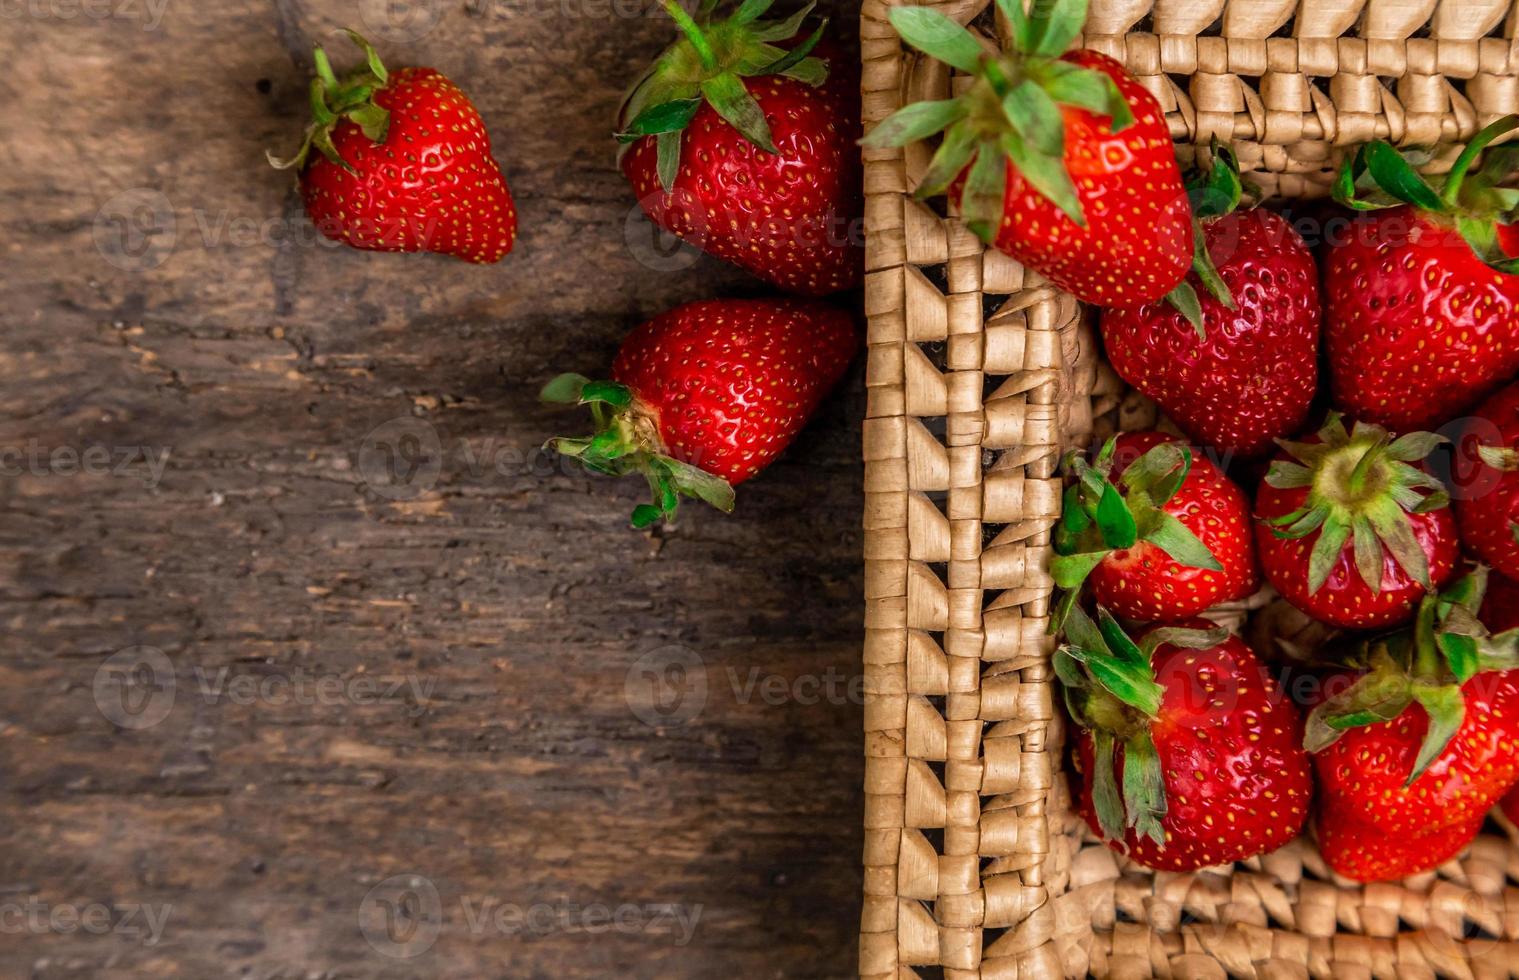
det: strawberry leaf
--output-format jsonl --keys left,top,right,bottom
{"left": 860, "top": 98, "right": 968, "bottom": 148}
{"left": 960, "top": 141, "right": 1010, "bottom": 243}
{"left": 540, "top": 373, "right": 592, "bottom": 404}
{"left": 1363, "top": 141, "right": 1445, "bottom": 212}
{"left": 630, "top": 504, "right": 664, "bottom": 528}
{"left": 1095, "top": 480, "right": 1137, "bottom": 549}
{"left": 663, "top": 456, "right": 736, "bottom": 512}
{"left": 1002, "top": 132, "right": 1083, "bottom": 225}
{"left": 1308, "top": 518, "right": 1352, "bottom": 594}
{"left": 752, "top": 18, "right": 827, "bottom": 79}
{"left": 888, "top": 6, "right": 985, "bottom": 75}
{"left": 1437, "top": 632, "right": 1480, "bottom": 683}
{"left": 1163, "top": 281, "right": 1205, "bottom": 339}
{"left": 1406, "top": 682, "right": 1464, "bottom": 784}
{"left": 619, "top": 99, "right": 704, "bottom": 141}
{"left": 1120, "top": 729, "right": 1166, "bottom": 846}
{"left": 751, "top": 0, "right": 814, "bottom": 40}
{"left": 1041, "top": 65, "right": 1133, "bottom": 132}
{"left": 1304, "top": 668, "right": 1412, "bottom": 753}
{"left": 915, "top": 122, "right": 979, "bottom": 199}
{"left": 1022, "top": 0, "right": 1087, "bottom": 57}
{"left": 1002, "top": 79, "right": 1065, "bottom": 158}
{"left": 701, "top": 73, "right": 777, "bottom": 153}
{"left": 1144, "top": 512, "right": 1222, "bottom": 571}
{"left": 656, "top": 130, "right": 683, "bottom": 194}
{"left": 1090, "top": 730, "right": 1126, "bottom": 843}
{"left": 1118, "top": 442, "right": 1190, "bottom": 502}
{"left": 1052, "top": 550, "right": 1110, "bottom": 589}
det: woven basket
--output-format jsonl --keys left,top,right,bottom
{"left": 857, "top": 2, "right": 1519, "bottom": 977}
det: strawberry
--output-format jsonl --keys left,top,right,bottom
{"left": 616, "top": 2, "right": 861, "bottom": 295}
{"left": 1484, "top": 570, "right": 1519, "bottom": 632}
{"left": 1454, "top": 381, "right": 1519, "bottom": 581}
{"left": 1101, "top": 152, "right": 1322, "bottom": 458}
{"left": 1052, "top": 432, "right": 1257, "bottom": 624}
{"left": 541, "top": 298, "right": 855, "bottom": 527}
{"left": 862, "top": 0, "right": 1189, "bottom": 307}
{"left": 1325, "top": 118, "right": 1519, "bottom": 430}
{"left": 269, "top": 32, "right": 516, "bottom": 264}
{"left": 1306, "top": 569, "right": 1519, "bottom": 843}
{"left": 1315, "top": 804, "right": 1480, "bottom": 882}
{"left": 1501, "top": 783, "right": 1519, "bottom": 826}
{"left": 1061, "top": 610, "right": 1311, "bottom": 872}
{"left": 1255, "top": 415, "right": 1459, "bottom": 629}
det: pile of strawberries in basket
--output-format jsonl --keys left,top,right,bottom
{"left": 867, "top": 0, "right": 1519, "bottom": 881}
{"left": 269, "top": 0, "right": 1519, "bottom": 881}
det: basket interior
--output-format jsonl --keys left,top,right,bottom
{"left": 859, "top": 1, "right": 1519, "bottom": 977}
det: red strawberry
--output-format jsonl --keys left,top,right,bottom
{"left": 1255, "top": 415, "right": 1459, "bottom": 629}
{"left": 1454, "top": 381, "right": 1519, "bottom": 581}
{"left": 1062, "top": 611, "right": 1311, "bottom": 872}
{"left": 1316, "top": 805, "right": 1480, "bottom": 882}
{"left": 863, "top": 1, "right": 1189, "bottom": 307}
{"left": 1484, "top": 570, "right": 1519, "bottom": 632}
{"left": 1102, "top": 153, "right": 1321, "bottom": 457}
{"left": 1053, "top": 431, "right": 1257, "bottom": 624}
{"left": 1501, "top": 783, "right": 1519, "bottom": 825}
{"left": 541, "top": 298, "right": 855, "bottom": 526}
{"left": 270, "top": 32, "right": 516, "bottom": 264}
{"left": 617, "top": 3, "right": 861, "bottom": 295}
{"left": 1307, "top": 570, "right": 1519, "bottom": 843}
{"left": 1325, "top": 121, "right": 1519, "bottom": 430}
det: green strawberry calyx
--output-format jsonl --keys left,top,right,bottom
{"left": 268, "top": 30, "right": 393, "bottom": 174}
{"left": 1056, "top": 605, "right": 1228, "bottom": 847}
{"left": 614, "top": 0, "right": 830, "bottom": 194}
{"left": 540, "top": 373, "right": 735, "bottom": 529}
{"left": 1304, "top": 567, "right": 1519, "bottom": 784}
{"left": 1050, "top": 436, "right": 1223, "bottom": 630}
{"left": 1263, "top": 413, "right": 1449, "bottom": 596}
{"left": 858, "top": 0, "right": 1136, "bottom": 243}
{"left": 1333, "top": 113, "right": 1519, "bottom": 272}
{"left": 1165, "top": 143, "right": 1245, "bottom": 337}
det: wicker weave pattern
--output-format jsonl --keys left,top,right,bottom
{"left": 859, "top": 1, "right": 1519, "bottom": 977}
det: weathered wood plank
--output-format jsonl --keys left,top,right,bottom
{"left": 0, "top": 1, "right": 864, "bottom": 976}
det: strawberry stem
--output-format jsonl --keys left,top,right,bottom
{"left": 658, "top": 0, "right": 718, "bottom": 70}
{"left": 1442, "top": 114, "right": 1519, "bottom": 209}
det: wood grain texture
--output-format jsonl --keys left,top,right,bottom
{"left": 0, "top": 2, "right": 864, "bottom": 977}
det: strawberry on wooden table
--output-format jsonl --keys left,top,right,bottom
{"left": 1060, "top": 609, "right": 1312, "bottom": 872}
{"left": 1306, "top": 571, "right": 1519, "bottom": 880}
{"left": 617, "top": 0, "right": 862, "bottom": 295}
{"left": 1052, "top": 431, "right": 1257, "bottom": 625}
{"left": 269, "top": 31, "right": 516, "bottom": 264}
{"left": 1454, "top": 381, "right": 1519, "bottom": 581}
{"left": 1325, "top": 116, "right": 1519, "bottom": 430}
{"left": 1255, "top": 415, "right": 1459, "bottom": 629}
{"left": 541, "top": 298, "right": 856, "bottom": 527}
{"left": 862, "top": 0, "right": 1190, "bottom": 307}
{"left": 1101, "top": 151, "right": 1322, "bottom": 458}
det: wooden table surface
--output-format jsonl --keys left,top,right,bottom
{"left": 1, "top": 2, "right": 865, "bottom": 976}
